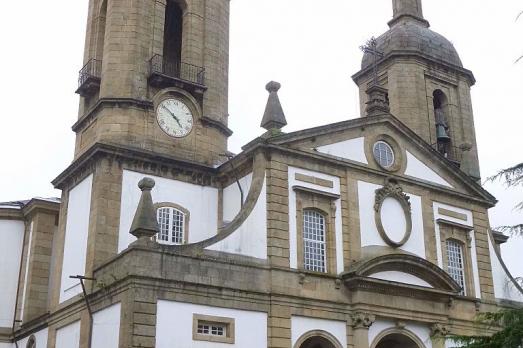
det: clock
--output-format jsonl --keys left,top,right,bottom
{"left": 156, "top": 98, "right": 194, "bottom": 138}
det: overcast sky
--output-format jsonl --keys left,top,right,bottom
{"left": 0, "top": 1, "right": 521, "bottom": 278}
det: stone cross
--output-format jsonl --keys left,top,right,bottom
{"left": 360, "top": 37, "right": 384, "bottom": 86}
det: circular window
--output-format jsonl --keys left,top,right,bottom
{"left": 373, "top": 141, "right": 395, "bottom": 168}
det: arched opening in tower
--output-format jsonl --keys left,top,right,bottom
{"left": 163, "top": 0, "right": 183, "bottom": 76}
{"left": 433, "top": 89, "right": 452, "bottom": 158}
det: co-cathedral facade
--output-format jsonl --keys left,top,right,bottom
{"left": 0, "top": 0, "right": 522, "bottom": 347}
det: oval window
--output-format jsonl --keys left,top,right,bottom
{"left": 373, "top": 141, "right": 395, "bottom": 168}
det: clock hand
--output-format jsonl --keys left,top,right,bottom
{"left": 162, "top": 105, "right": 182, "bottom": 126}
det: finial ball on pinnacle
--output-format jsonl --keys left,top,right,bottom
{"left": 138, "top": 177, "right": 156, "bottom": 191}
{"left": 266, "top": 81, "right": 281, "bottom": 93}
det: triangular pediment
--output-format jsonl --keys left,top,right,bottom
{"left": 267, "top": 114, "right": 495, "bottom": 204}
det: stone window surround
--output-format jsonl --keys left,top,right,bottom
{"left": 192, "top": 314, "right": 235, "bottom": 344}
{"left": 295, "top": 187, "right": 339, "bottom": 275}
{"left": 153, "top": 202, "right": 190, "bottom": 245}
{"left": 438, "top": 220, "right": 475, "bottom": 297}
{"left": 364, "top": 134, "right": 406, "bottom": 173}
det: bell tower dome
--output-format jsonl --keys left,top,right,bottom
{"left": 353, "top": 0, "right": 481, "bottom": 180}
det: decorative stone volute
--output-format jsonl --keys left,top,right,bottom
{"left": 130, "top": 177, "right": 159, "bottom": 240}
{"left": 365, "top": 85, "right": 390, "bottom": 116}
{"left": 260, "top": 81, "right": 287, "bottom": 132}
{"left": 350, "top": 312, "right": 376, "bottom": 329}
{"left": 430, "top": 323, "right": 450, "bottom": 337}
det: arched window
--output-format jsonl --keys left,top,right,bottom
{"left": 163, "top": 0, "right": 183, "bottom": 76}
{"left": 95, "top": 0, "right": 108, "bottom": 60}
{"left": 26, "top": 335, "right": 36, "bottom": 348}
{"left": 303, "top": 209, "right": 327, "bottom": 273}
{"left": 433, "top": 90, "right": 451, "bottom": 155}
{"left": 156, "top": 205, "right": 187, "bottom": 245}
{"left": 446, "top": 239, "right": 465, "bottom": 295}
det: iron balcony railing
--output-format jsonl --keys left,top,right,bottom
{"left": 78, "top": 59, "right": 102, "bottom": 88}
{"left": 76, "top": 58, "right": 102, "bottom": 96}
{"left": 149, "top": 54, "right": 205, "bottom": 86}
{"left": 432, "top": 143, "right": 463, "bottom": 167}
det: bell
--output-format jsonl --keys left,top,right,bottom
{"left": 436, "top": 124, "right": 451, "bottom": 143}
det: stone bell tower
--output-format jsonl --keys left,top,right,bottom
{"left": 73, "top": 0, "right": 231, "bottom": 166}
{"left": 352, "top": 0, "right": 481, "bottom": 180}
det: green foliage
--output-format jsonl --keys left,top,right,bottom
{"left": 486, "top": 163, "right": 523, "bottom": 236}
{"left": 448, "top": 308, "right": 523, "bottom": 348}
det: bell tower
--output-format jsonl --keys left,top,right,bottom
{"left": 74, "top": 0, "right": 231, "bottom": 166}
{"left": 353, "top": 0, "right": 481, "bottom": 180}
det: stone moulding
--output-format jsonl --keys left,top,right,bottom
{"left": 374, "top": 179, "right": 412, "bottom": 247}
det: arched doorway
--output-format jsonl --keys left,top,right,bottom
{"left": 295, "top": 330, "right": 343, "bottom": 348}
{"left": 299, "top": 336, "right": 337, "bottom": 348}
{"left": 374, "top": 332, "right": 423, "bottom": 348}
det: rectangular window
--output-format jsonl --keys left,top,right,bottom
{"left": 446, "top": 240, "right": 466, "bottom": 295}
{"left": 193, "top": 314, "right": 235, "bottom": 344}
{"left": 303, "top": 210, "right": 327, "bottom": 273}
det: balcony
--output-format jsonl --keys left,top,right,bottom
{"left": 148, "top": 54, "right": 206, "bottom": 94}
{"left": 75, "top": 59, "right": 102, "bottom": 97}
{"left": 432, "top": 143, "right": 462, "bottom": 167}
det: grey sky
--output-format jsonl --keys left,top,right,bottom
{"left": 0, "top": 0, "right": 521, "bottom": 277}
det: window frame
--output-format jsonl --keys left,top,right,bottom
{"left": 192, "top": 314, "right": 235, "bottom": 344}
{"left": 446, "top": 239, "right": 466, "bottom": 295}
{"left": 373, "top": 141, "right": 395, "bottom": 169}
{"left": 295, "top": 189, "right": 338, "bottom": 275}
{"left": 302, "top": 209, "right": 328, "bottom": 273}
{"left": 154, "top": 202, "right": 190, "bottom": 245}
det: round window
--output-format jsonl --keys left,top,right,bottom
{"left": 373, "top": 141, "right": 395, "bottom": 168}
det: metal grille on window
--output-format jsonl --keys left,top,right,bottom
{"left": 156, "top": 207, "right": 185, "bottom": 245}
{"left": 446, "top": 240, "right": 466, "bottom": 295}
{"left": 303, "top": 210, "right": 327, "bottom": 273}
{"left": 373, "top": 141, "right": 395, "bottom": 168}
{"left": 197, "top": 323, "right": 226, "bottom": 337}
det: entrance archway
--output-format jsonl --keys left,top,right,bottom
{"left": 373, "top": 331, "right": 424, "bottom": 348}
{"left": 295, "top": 330, "right": 343, "bottom": 348}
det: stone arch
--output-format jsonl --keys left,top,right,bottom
{"left": 294, "top": 330, "right": 343, "bottom": 348}
{"left": 345, "top": 253, "right": 461, "bottom": 292}
{"left": 371, "top": 328, "right": 426, "bottom": 348}
{"left": 94, "top": 0, "right": 108, "bottom": 60}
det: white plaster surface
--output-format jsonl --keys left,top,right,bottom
{"left": 380, "top": 197, "right": 407, "bottom": 244}
{"left": 0, "top": 220, "right": 24, "bottom": 327}
{"left": 291, "top": 316, "right": 347, "bottom": 347}
{"left": 119, "top": 170, "right": 219, "bottom": 251}
{"left": 207, "top": 174, "right": 267, "bottom": 259}
{"left": 288, "top": 167, "right": 344, "bottom": 273}
{"left": 60, "top": 174, "right": 93, "bottom": 303}
{"left": 316, "top": 137, "right": 368, "bottom": 164}
{"left": 92, "top": 303, "right": 121, "bottom": 348}
{"left": 20, "top": 221, "right": 33, "bottom": 323}
{"left": 489, "top": 236, "right": 523, "bottom": 302}
{"left": 369, "top": 271, "right": 433, "bottom": 288}
{"left": 156, "top": 300, "right": 267, "bottom": 348}
{"left": 432, "top": 202, "right": 481, "bottom": 298}
{"left": 369, "top": 320, "right": 432, "bottom": 348}
{"left": 405, "top": 151, "right": 452, "bottom": 187}
{"left": 16, "top": 327, "right": 48, "bottom": 347}
{"left": 358, "top": 181, "right": 425, "bottom": 258}
{"left": 56, "top": 320, "right": 81, "bottom": 348}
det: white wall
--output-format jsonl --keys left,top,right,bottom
{"left": 405, "top": 151, "right": 452, "bottom": 188}
{"left": 316, "top": 137, "right": 368, "bottom": 164}
{"left": 369, "top": 271, "right": 433, "bottom": 288}
{"left": 60, "top": 174, "right": 93, "bottom": 303}
{"left": 489, "top": 237, "right": 523, "bottom": 302}
{"left": 369, "top": 320, "right": 432, "bottom": 348}
{"left": 119, "top": 170, "right": 219, "bottom": 251}
{"left": 19, "top": 221, "right": 33, "bottom": 323}
{"left": 433, "top": 202, "right": 481, "bottom": 299}
{"left": 291, "top": 316, "right": 347, "bottom": 347}
{"left": 16, "top": 327, "right": 48, "bottom": 347}
{"left": 358, "top": 181, "right": 425, "bottom": 258}
{"left": 92, "top": 303, "right": 121, "bottom": 348}
{"left": 156, "top": 300, "right": 267, "bottom": 348}
{"left": 56, "top": 320, "right": 81, "bottom": 348}
{"left": 288, "top": 167, "right": 344, "bottom": 273}
{"left": 0, "top": 219, "right": 24, "bottom": 327}
{"left": 207, "top": 174, "right": 267, "bottom": 259}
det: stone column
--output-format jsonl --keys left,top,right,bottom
{"left": 350, "top": 312, "right": 375, "bottom": 348}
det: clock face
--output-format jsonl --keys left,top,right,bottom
{"left": 156, "top": 98, "right": 194, "bottom": 138}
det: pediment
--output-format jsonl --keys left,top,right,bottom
{"left": 342, "top": 253, "right": 461, "bottom": 293}
{"left": 268, "top": 115, "right": 495, "bottom": 205}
